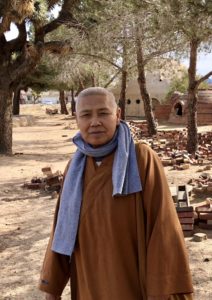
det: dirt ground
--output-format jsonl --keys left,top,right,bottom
{"left": 0, "top": 104, "right": 211, "bottom": 300}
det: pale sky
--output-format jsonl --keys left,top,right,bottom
{"left": 4, "top": 23, "right": 212, "bottom": 78}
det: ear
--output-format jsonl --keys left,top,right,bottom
{"left": 116, "top": 107, "right": 121, "bottom": 125}
{"left": 76, "top": 115, "right": 80, "bottom": 128}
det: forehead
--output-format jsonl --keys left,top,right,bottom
{"left": 77, "top": 94, "right": 114, "bottom": 110}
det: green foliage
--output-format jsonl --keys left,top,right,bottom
{"left": 23, "top": 58, "right": 59, "bottom": 92}
{"left": 166, "top": 71, "right": 209, "bottom": 99}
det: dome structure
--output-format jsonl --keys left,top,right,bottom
{"left": 155, "top": 90, "right": 212, "bottom": 125}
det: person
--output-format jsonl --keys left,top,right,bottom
{"left": 39, "top": 87, "right": 193, "bottom": 300}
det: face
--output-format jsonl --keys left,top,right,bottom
{"left": 76, "top": 94, "right": 121, "bottom": 147}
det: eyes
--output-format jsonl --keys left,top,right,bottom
{"left": 80, "top": 112, "right": 111, "bottom": 118}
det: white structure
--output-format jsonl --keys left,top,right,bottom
{"left": 110, "top": 62, "right": 186, "bottom": 118}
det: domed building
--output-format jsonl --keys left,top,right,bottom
{"left": 154, "top": 90, "right": 212, "bottom": 125}
{"left": 110, "top": 61, "right": 186, "bottom": 118}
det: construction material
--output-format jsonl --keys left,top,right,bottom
{"left": 170, "top": 184, "right": 194, "bottom": 235}
{"left": 193, "top": 233, "right": 207, "bottom": 242}
{"left": 23, "top": 167, "right": 63, "bottom": 192}
{"left": 128, "top": 122, "right": 212, "bottom": 166}
{"left": 46, "top": 108, "right": 58, "bottom": 115}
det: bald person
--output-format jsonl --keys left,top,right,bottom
{"left": 39, "top": 87, "right": 193, "bottom": 300}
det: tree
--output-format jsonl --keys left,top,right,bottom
{"left": 154, "top": 0, "right": 212, "bottom": 153}
{"left": 79, "top": 0, "right": 181, "bottom": 134}
{"left": 166, "top": 70, "right": 209, "bottom": 100}
{"left": 0, "top": 0, "right": 79, "bottom": 154}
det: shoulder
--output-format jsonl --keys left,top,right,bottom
{"left": 135, "top": 141, "right": 159, "bottom": 162}
{"left": 135, "top": 141, "right": 164, "bottom": 180}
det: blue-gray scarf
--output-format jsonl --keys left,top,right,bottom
{"left": 52, "top": 121, "right": 142, "bottom": 256}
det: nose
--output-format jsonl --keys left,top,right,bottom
{"left": 90, "top": 117, "right": 102, "bottom": 127}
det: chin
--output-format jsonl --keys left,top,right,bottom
{"left": 89, "top": 139, "right": 108, "bottom": 147}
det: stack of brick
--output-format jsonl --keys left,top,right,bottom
{"left": 193, "top": 199, "right": 212, "bottom": 230}
{"left": 170, "top": 185, "right": 194, "bottom": 236}
{"left": 23, "top": 167, "right": 63, "bottom": 192}
{"left": 127, "top": 121, "right": 149, "bottom": 139}
{"left": 23, "top": 177, "right": 45, "bottom": 190}
{"left": 46, "top": 108, "right": 58, "bottom": 115}
{"left": 188, "top": 172, "right": 212, "bottom": 194}
{"left": 41, "top": 167, "right": 63, "bottom": 192}
{"left": 127, "top": 122, "right": 212, "bottom": 166}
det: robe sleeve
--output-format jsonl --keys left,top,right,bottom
{"left": 38, "top": 161, "right": 72, "bottom": 296}
{"left": 136, "top": 143, "right": 193, "bottom": 298}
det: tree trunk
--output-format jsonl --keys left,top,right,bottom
{"left": 13, "top": 87, "right": 21, "bottom": 115}
{"left": 71, "top": 88, "right": 76, "bottom": 116}
{"left": 136, "top": 35, "right": 157, "bottom": 136}
{"left": 187, "top": 39, "right": 199, "bottom": 154}
{"left": 0, "top": 89, "right": 13, "bottom": 154}
{"left": 119, "top": 70, "right": 127, "bottom": 120}
{"left": 59, "top": 90, "right": 69, "bottom": 115}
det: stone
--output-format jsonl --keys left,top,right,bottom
{"left": 193, "top": 233, "right": 207, "bottom": 242}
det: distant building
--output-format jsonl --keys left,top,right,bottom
{"left": 110, "top": 61, "right": 186, "bottom": 118}
{"left": 40, "top": 90, "right": 59, "bottom": 105}
{"left": 154, "top": 90, "right": 212, "bottom": 125}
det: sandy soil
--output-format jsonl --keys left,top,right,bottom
{"left": 0, "top": 104, "right": 211, "bottom": 300}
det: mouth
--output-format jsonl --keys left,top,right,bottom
{"left": 89, "top": 131, "right": 105, "bottom": 135}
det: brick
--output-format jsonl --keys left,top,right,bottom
{"left": 198, "top": 213, "right": 212, "bottom": 221}
{"left": 176, "top": 206, "right": 194, "bottom": 212}
{"left": 193, "top": 233, "right": 207, "bottom": 242}
{"left": 181, "top": 224, "right": 194, "bottom": 231}
{"left": 179, "top": 218, "right": 194, "bottom": 224}
{"left": 177, "top": 211, "right": 194, "bottom": 218}
{"left": 198, "top": 222, "right": 212, "bottom": 230}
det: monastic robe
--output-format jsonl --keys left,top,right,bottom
{"left": 39, "top": 143, "right": 193, "bottom": 299}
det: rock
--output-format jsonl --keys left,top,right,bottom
{"left": 193, "top": 233, "right": 207, "bottom": 242}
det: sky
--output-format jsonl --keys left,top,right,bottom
{"left": 4, "top": 23, "right": 212, "bottom": 78}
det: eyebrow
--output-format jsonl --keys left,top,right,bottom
{"left": 79, "top": 108, "right": 110, "bottom": 113}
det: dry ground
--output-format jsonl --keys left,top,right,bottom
{"left": 0, "top": 104, "right": 211, "bottom": 300}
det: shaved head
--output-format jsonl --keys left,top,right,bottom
{"left": 76, "top": 87, "right": 117, "bottom": 113}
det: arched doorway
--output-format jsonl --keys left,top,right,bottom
{"left": 174, "top": 102, "right": 183, "bottom": 116}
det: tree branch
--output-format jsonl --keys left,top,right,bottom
{"left": 196, "top": 71, "right": 212, "bottom": 86}
{"left": 104, "top": 70, "right": 122, "bottom": 88}
{"left": 8, "top": 43, "right": 44, "bottom": 83}
{"left": 43, "top": 41, "right": 73, "bottom": 54}
{"left": 6, "top": 21, "right": 27, "bottom": 53}
{"left": 35, "top": 0, "right": 82, "bottom": 42}
{"left": 72, "top": 52, "right": 123, "bottom": 70}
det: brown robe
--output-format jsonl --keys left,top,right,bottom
{"left": 39, "top": 143, "right": 193, "bottom": 299}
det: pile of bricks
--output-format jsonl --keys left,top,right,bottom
{"left": 46, "top": 108, "right": 58, "bottom": 115}
{"left": 128, "top": 121, "right": 212, "bottom": 166}
{"left": 170, "top": 184, "right": 194, "bottom": 236}
{"left": 196, "top": 202, "right": 212, "bottom": 230}
{"left": 23, "top": 167, "right": 63, "bottom": 192}
{"left": 170, "top": 183, "right": 212, "bottom": 233}
{"left": 128, "top": 120, "right": 149, "bottom": 139}
{"left": 193, "top": 199, "right": 212, "bottom": 230}
{"left": 188, "top": 172, "right": 212, "bottom": 194}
